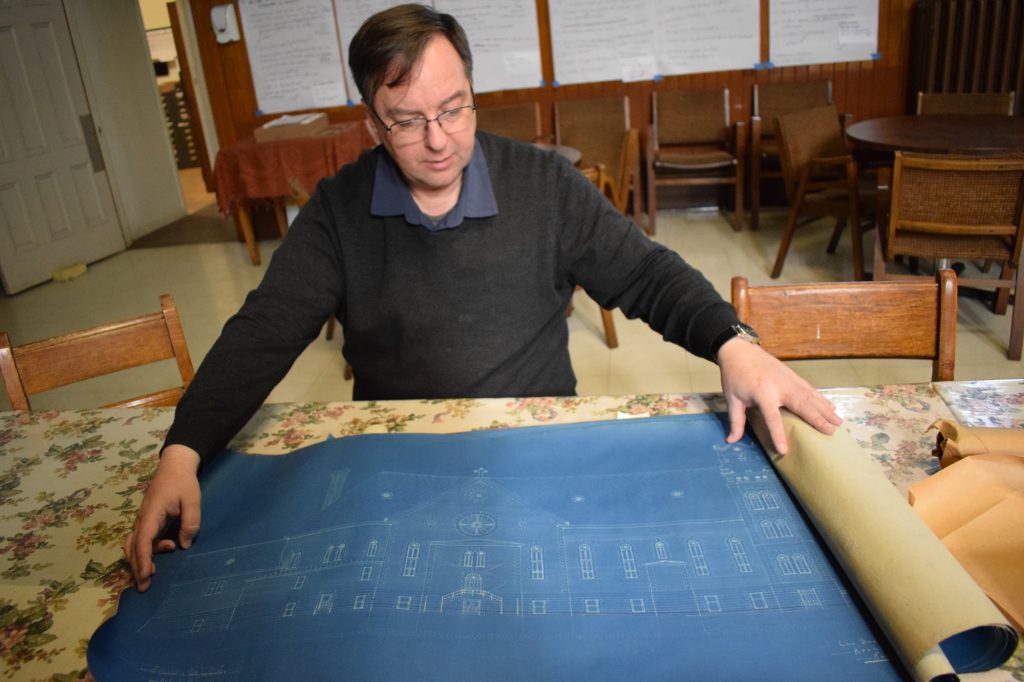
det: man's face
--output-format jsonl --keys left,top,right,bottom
{"left": 369, "top": 35, "right": 476, "bottom": 210}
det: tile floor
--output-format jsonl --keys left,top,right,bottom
{"left": 1, "top": 186, "right": 1021, "bottom": 411}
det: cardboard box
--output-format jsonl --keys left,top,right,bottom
{"left": 253, "top": 112, "right": 328, "bottom": 142}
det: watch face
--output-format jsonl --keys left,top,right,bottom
{"left": 733, "top": 323, "right": 760, "bottom": 343}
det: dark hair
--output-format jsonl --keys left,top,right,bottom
{"left": 348, "top": 3, "right": 473, "bottom": 106}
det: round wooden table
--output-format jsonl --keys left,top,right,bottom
{"left": 845, "top": 114, "right": 1024, "bottom": 155}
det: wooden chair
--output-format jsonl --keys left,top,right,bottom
{"left": 555, "top": 96, "right": 641, "bottom": 225}
{"left": 476, "top": 102, "right": 545, "bottom": 142}
{"left": 873, "top": 152, "right": 1024, "bottom": 360}
{"left": 750, "top": 81, "right": 834, "bottom": 231}
{"left": 645, "top": 89, "right": 746, "bottom": 234}
{"left": 731, "top": 270, "right": 957, "bottom": 382}
{"left": 916, "top": 91, "right": 1016, "bottom": 115}
{"left": 771, "top": 104, "right": 864, "bottom": 280}
{"left": 0, "top": 294, "right": 195, "bottom": 410}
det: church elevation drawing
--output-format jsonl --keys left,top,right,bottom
{"left": 91, "top": 417, "right": 902, "bottom": 681}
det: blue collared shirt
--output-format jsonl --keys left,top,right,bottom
{"left": 370, "top": 139, "right": 498, "bottom": 231}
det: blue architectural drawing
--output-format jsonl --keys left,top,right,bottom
{"left": 89, "top": 414, "right": 905, "bottom": 681}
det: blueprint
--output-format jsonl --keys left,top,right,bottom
{"left": 89, "top": 414, "right": 906, "bottom": 681}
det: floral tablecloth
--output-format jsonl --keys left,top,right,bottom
{"left": 1, "top": 385, "right": 1020, "bottom": 680}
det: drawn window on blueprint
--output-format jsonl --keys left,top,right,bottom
{"left": 578, "top": 543, "right": 595, "bottom": 579}
{"left": 730, "top": 538, "right": 753, "bottom": 573}
{"left": 530, "top": 545, "right": 544, "bottom": 579}
{"left": 688, "top": 540, "right": 709, "bottom": 575}
{"left": 620, "top": 544, "right": 638, "bottom": 579}
{"left": 403, "top": 543, "right": 420, "bottom": 577}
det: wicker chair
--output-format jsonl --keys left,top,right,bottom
{"left": 873, "top": 152, "right": 1024, "bottom": 360}
{"left": 731, "top": 270, "right": 957, "bottom": 382}
{"left": 916, "top": 91, "right": 1016, "bottom": 115}
{"left": 1, "top": 295, "right": 195, "bottom": 410}
{"left": 476, "top": 102, "right": 545, "bottom": 142}
{"left": 771, "top": 104, "right": 864, "bottom": 280}
{"left": 645, "top": 89, "right": 746, "bottom": 234}
{"left": 555, "top": 96, "right": 641, "bottom": 225}
{"left": 750, "top": 81, "right": 833, "bottom": 231}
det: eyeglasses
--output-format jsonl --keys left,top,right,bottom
{"left": 372, "top": 101, "right": 477, "bottom": 145}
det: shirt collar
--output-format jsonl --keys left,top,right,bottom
{"left": 370, "top": 140, "right": 497, "bottom": 231}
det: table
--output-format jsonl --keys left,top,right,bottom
{"left": 845, "top": 114, "right": 1024, "bottom": 156}
{"left": 2, "top": 383, "right": 1022, "bottom": 678}
{"left": 213, "top": 122, "right": 378, "bottom": 265}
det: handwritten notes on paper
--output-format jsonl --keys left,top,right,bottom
{"left": 548, "top": 0, "right": 760, "bottom": 86}
{"left": 655, "top": 0, "right": 760, "bottom": 77}
{"left": 237, "top": 0, "right": 880, "bottom": 115}
{"left": 334, "top": 0, "right": 407, "bottom": 104}
{"left": 548, "top": 0, "right": 655, "bottom": 85}
{"left": 238, "top": 0, "right": 347, "bottom": 115}
{"left": 434, "top": 0, "right": 543, "bottom": 92}
{"left": 769, "top": 0, "right": 879, "bottom": 67}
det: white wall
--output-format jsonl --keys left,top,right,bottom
{"left": 138, "top": 0, "right": 171, "bottom": 29}
{"left": 65, "top": 0, "right": 185, "bottom": 241}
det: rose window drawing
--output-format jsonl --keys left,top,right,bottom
{"left": 457, "top": 512, "right": 497, "bottom": 536}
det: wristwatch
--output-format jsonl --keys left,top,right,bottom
{"left": 712, "top": 322, "right": 761, "bottom": 359}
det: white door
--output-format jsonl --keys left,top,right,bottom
{"left": 0, "top": 0, "right": 124, "bottom": 294}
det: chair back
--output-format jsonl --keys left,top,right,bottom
{"left": 731, "top": 271, "right": 957, "bottom": 381}
{"left": 916, "top": 91, "right": 1015, "bottom": 115}
{"left": 774, "top": 104, "right": 847, "bottom": 201}
{"left": 555, "top": 96, "right": 629, "bottom": 174}
{"left": 653, "top": 90, "right": 729, "bottom": 147}
{"left": 475, "top": 102, "right": 543, "bottom": 142}
{"left": 0, "top": 294, "right": 195, "bottom": 410}
{"left": 886, "top": 152, "right": 1024, "bottom": 267}
{"left": 754, "top": 81, "right": 833, "bottom": 137}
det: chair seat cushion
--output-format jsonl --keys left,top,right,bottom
{"left": 655, "top": 150, "right": 735, "bottom": 171}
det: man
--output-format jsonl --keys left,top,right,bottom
{"left": 125, "top": 4, "right": 840, "bottom": 592}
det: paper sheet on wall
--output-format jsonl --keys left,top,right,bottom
{"left": 769, "top": 0, "right": 879, "bottom": 67}
{"left": 238, "top": 0, "right": 348, "bottom": 115}
{"left": 334, "top": 0, "right": 408, "bottom": 105}
{"left": 88, "top": 414, "right": 1015, "bottom": 680}
{"left": 548, "top": 0, "right": 656, "bottom": 85}
{"left": 433, "top": 0, "right": 543, "bottom": 93}
{"left": 653, "top": 0, "right": 760, "bottom": 77}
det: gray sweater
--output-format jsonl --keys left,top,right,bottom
{"left": 166, "top": 132, "right": 738, "bottom": 465}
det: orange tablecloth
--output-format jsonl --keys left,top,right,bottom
{"left": 213, "top": 121, "right": 378, "bottom": 214}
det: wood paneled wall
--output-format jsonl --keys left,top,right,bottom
{"left": 190, "top": 0, "right": 915, "bottom": 150}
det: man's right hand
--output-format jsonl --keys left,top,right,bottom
{"left": 123, "top": 444, "right": 202, "bottom": 592}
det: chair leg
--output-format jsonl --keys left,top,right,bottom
{"left": 646, "top": 176, "right": 658, "bottom": 236}
{"left": 750, "top": 159, "right": 761, "bottom": 231}
{"left": 600, "top": 307, "right": 619, "bottom": 349}
{"left": 847, "top": 165, "right": 864, "bottom": 281}
{"left": 344, "top": 362, "right": 353, "bottom": 380}
{"left": 770, "top": 205, "right": 801, "bottom": 279}
{"left": 1008, "top": 264, "right": 1024, "bottom": 360}
{"left": 825, "top": 218, "right": 846, "bottom": 254}
{"left": 993, "top": 261, "right": 1011, "bottom": 315}
{"left": 734, "top": 169, "right": 745, "bottom": 232}
{"left": 871, "top": 229, "right": 889, "bottom": 281}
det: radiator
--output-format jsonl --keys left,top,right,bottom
{"left": 908, "top": 0, "right": 1024, "bottom": 115}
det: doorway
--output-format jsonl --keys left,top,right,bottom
{"left": 140, "top": 0, "right": 216, "bottom": 217}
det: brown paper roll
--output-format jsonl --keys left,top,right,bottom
{"left": 930, "top": 419, "right": 1024, "bottom": 468}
